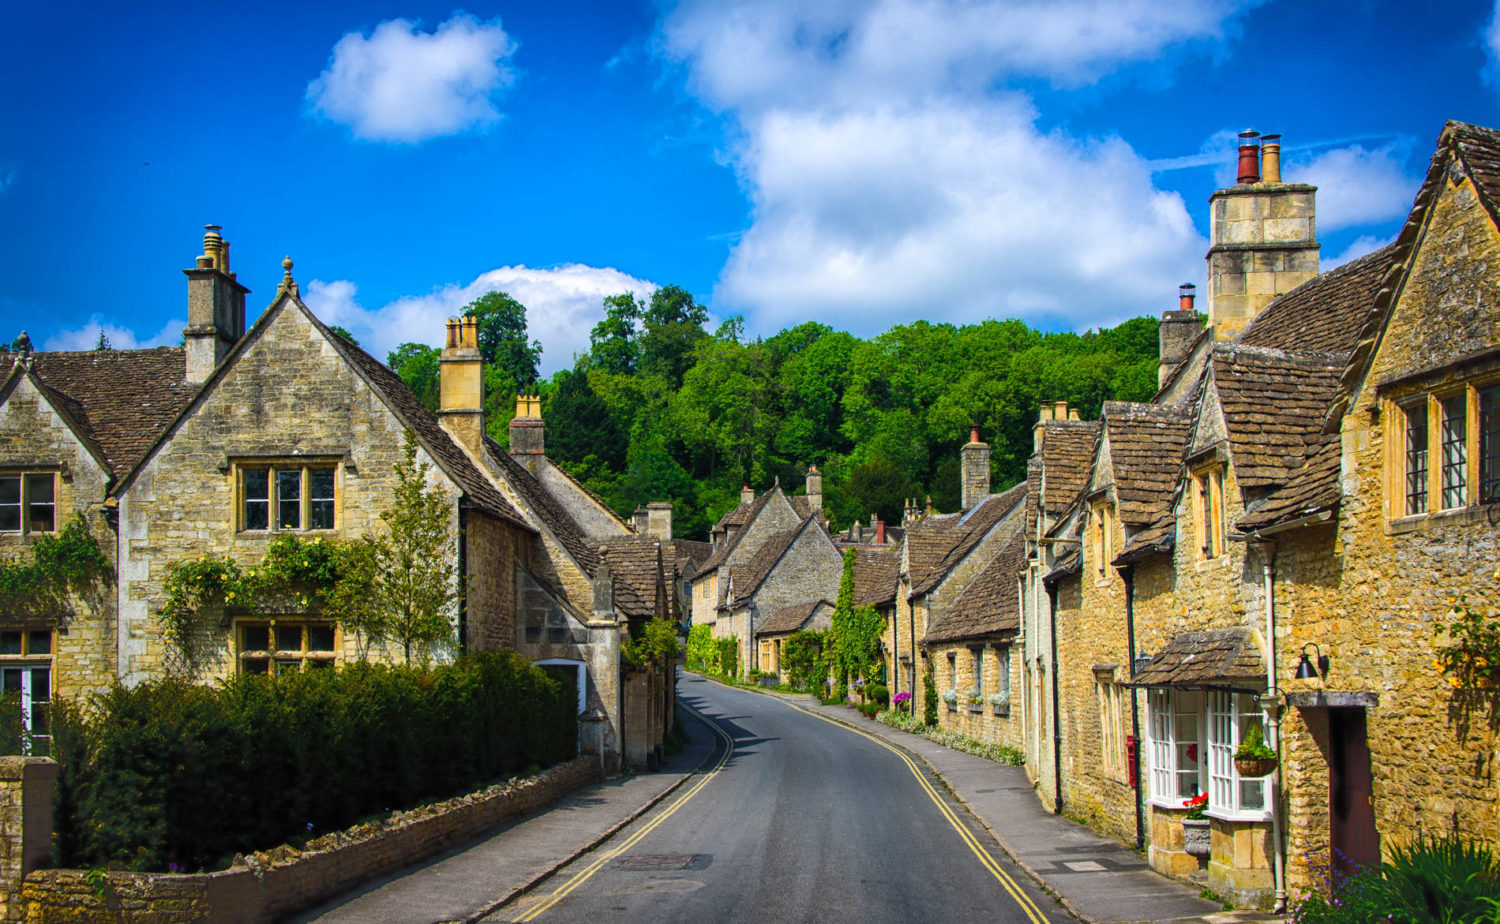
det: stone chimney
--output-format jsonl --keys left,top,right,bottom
{"left": 1159, "top": 284, "right": 1204, "bottom": 387}
{"left": 960, "top": 426, "right": 991, "bottom": 510}
{"left": 903, "top": 498, "right": 921, "bottom": 526}
{"left": 805, "top": 465, "right": 823, "bottom": 512}
{"left": 741, "top": 485, "right": 755, "bottom": 505}
{"left": 1033, "top": 404, "right": 1055, "bottom": 454}
{"left": 632, "top": 507, "right": 649, "bottom": 533}
{"left": 183, "top": 225, "right": 249, "bottom": 383}
{"left": 438, "top": 317, "right": 485, "bottom": 455}
{"left": 510, "top": 393, "right": 545, "bottom": 468}
{"left": 875, "top": 518, "right": 886, "bottom": 544}
{"left": 647, "top": 502, "right": 673, "bottom": 541}
{"left": 1207, "top": 130, "right": 1318, "bottom": 340}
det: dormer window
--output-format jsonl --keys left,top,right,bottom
{"left": 1191, "top": 466, "right": 1225, "bottom": 559}
{"left": 0, "top": 473, "right": 56, "bottom": 534}
{"left": 237, "top": 463, "right": 338, "bottom": 532}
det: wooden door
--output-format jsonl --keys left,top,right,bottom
{"left": 1329, "top": 707, "right": 1380, "bottom": 878}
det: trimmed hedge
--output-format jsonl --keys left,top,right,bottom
{"left": 51, "top": 652, "right": 576, "bottom": 873}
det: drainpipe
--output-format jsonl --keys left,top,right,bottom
{"left": 1121, "top": 563, "right": 1144, "bottom": 851}
{"left": 1255, "top": 539, "right": 1287, "bottom": 913}
{"left": 1047, "top": 582, "right": 1063, "bottom": 815}
{"left": 456, "top": 505, "right": 468, "bottom": 653}
{"left": 908, "top": 596, "right": 917, "bottom": 716}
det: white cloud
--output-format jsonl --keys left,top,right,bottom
{"left": 302, "top": 265, "right": 658, "bottom": 376}
{"left": 1285, "top": 145, "right": 1419, "bottom": 231}
{"left": 307, "top": 13, "right": 516, "bottom": 143}
{"left": 656, "top": 0, "right": 1251, "bottom": 334}
{"left": 41, "top": 316, "right": 184, "bottom": 352}
{"left": 1323, "top": 235, "right": 1390, "bottom": 271}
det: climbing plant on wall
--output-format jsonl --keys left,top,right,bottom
{"left": 0, "top": 513, "right": 111, "bottom": 618}
{"left": 828, "top": 548, "right": 884, "bottom": 692}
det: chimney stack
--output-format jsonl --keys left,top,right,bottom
{"left": 741, "top": 485, "right": 755, "bottom": 505}
{"left": 509, "top": 392, "right": 545, "bottom": 467}
{"left": 437, "top": 317, "right": 486, "bottom": 455}
{"left": 1260, "top": 134, "right": 1282, "bottom": 184}
{"left": 1033, "top": 403, "right": 1055, "bottom": 454}
{"left": 875, "top": 518, "right": 886, "bottom": 545}
{"left": 1159, "top": 284, "right": 1204, "bottom": 387}
{"left": 805, "top": 465, "right": 823, "bottom": 513}
{"left": 960, "top": 426, "right": 991, "bottom": 510}
{"left": 646, "top": 502, "right": 673, "bottom": 541}
{"left": 632, "top": 506, "right": 649, "bottom": 533}
{"left": 1207, "top": 130, "right": 1318, "bottom": 340}
{"left": 183, "top": 224, "right": 249, "bottom": 383}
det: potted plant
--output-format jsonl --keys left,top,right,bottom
{"left": 989, "top": 691, "right": 1010, "bottom": 716}
{"left": 1181, "top": 793, "right": 1211, "bottom": 857}
{"left": 1234, "top": 724, "right": 1278, "bottom": 778}
{"left": 967, "top": 691, "right": 984, "bottom": 711}
{"left": 942, "top": 689, "right": 958, "bottom": 711}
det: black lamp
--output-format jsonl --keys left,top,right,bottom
{"left": 1294, "top": 642, "right": 1329, "bottom": 680}
{"left": 1133, "top": 650, "right": 1153, "bottom": 677}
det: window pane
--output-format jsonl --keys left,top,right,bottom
{"left": 274, "top": 659, "right": 300, "bottom": 676}
{"left": 30, "top": 667, "right": 48, "bottom": 700}
{"left": 307, "top": 625, "right": 335, "bottom": 652}
{"left": 24, "top": 475, "right": 53, "bottom": 533}
{"left": 243, "top": 658, "right": 269, "bottom": 675}
{"left": 0, "top": 633, "right": 21, "bottom": 656}
{"left": 307, "top": 658, "right": 333, "bottom": 670}
{"left": 275, "top": 625, "right": 303, "bottom": 652}
{"left": 1441, "top": 395, "right": 1468, "bottom": 509}
{"left": 309, "top": 469, "right": 335, "bottom": 529}
{"left": 0, "top": 476, "right": 19, "bottom": 532}
{"left": 1481, "top": 386, "right": 1499, "bottom": 505}
{"left": 278, "top": 470, "right": 302, "bottom": 529}
{"left": 1406, "top": 403, "right": 1429, "bottom": 515}
{"left": 26, "top": 631, "right": 50, "bottom": 656}
{"left": 29, "top": 702, "right": 48, "bottom": 738}
{"left": 241, "top": 625, "right": 270, "bottom": 651}
{"left": 1, "top": 669, "right": 20, "bottom": 692}
{"left": 243, "top": 469, "right": 269, "bottom": 530}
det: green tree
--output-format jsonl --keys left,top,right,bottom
{"left": 845, "top": 459, "right": 921, "bottom": 526}
{"left": 388, "top": 343, "right": 441, "bottom": 411}
{"left": 328, "top": 325, "right": 360, "bottom": 347}
{"left": 94, "top": 329, "right": 111, "bottom": 351}
{"left": 464, "top": 291, "right": 542, "bottom": 388}
{"left": 589, "top": 292, "right": 642, "bottom": 375}
{"left": 640, "top": 284, "right": 709, "bottom": 387}
{"left": 371, "top": 432, "right": 457, "bottom": 664}
{"left": 546, "top": 368, "right": 626, "bottom": 470}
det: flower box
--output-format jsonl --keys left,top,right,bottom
{"left": 1181, "top": 817, "right": 1211, "bottom": 857}
{"left": 968, "top": 704, "right": 983, "bottom": 713}
{"left": 1234, "top": 756, "right": 1277, "bottom": 778}
{"left": 991, "top": 704, "right": 1009, "bottom": 717}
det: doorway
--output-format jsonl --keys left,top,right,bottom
{"left": 1328, "top": 707, "right": 1379, "bottom": 879}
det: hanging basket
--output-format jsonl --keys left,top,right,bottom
{"left": 1234, "top": 756, "right": 1278, "bottom": 778}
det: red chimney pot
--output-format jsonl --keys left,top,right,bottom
{"left": 1178, "top": 283, "right": 1196, "bottom": 312}
{"left": 1237, "top": 130, "right": 1261, "bottom": 185}
{"left": 969, "top": 426, "right": 981, "bottom": 444}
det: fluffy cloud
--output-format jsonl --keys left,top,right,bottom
{"left": 302, "top": 265, "right": 657, "bottom": 375}
{"left": 307, "top": 14, "right": 516, "bottom": 143}
{"left": 1284, "top": 145, "right": 1419, "bottom": 232}
{"left": 1323, "top": 235, "right": 1391, "bottom": 271}
{"left": 657, "top": 0, "right": 1252, "bottom": 333}
{"left": 41, "top": 316, "right": 184, "bottom": 352}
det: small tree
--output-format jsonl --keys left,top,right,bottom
{"left": 371, "top": 432, "right": 458, "bottom": 663}
{"left": 923, "top": 662, "right": 939, "bottom": 727}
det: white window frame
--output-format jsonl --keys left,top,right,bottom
{"left": 1147, "top": 689, "right": 1205, "bottom": 807}
{"left": 0, "top": 628, "right": 53, "bottom": 756}
{"left": 1206, "top": 690, "right": 1270, "bottom": 821}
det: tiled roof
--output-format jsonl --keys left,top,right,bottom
{"left": 1126, "top": 627, "right": 1264, "bottom": 691}
{"left": 1237, "top": 243, "right": 1400, "bottom": 354}
{"left": 1043, "top": 547, "right": 1081, "bottom": 584}
{"left": 756, "top": 599, "right": 831, "bottom": 637}
{"left": 600, "top": 536, "right": 664, "bottom": 620}
{"left": 483, "top": 437, "right": 598, "bottom": 573}
{"left": 1101, "top": 402, "right": 1191, "bottom": 526}
{"left": 2, "top": 348, "right": 199, "bottom": 479}
{"left": 1235, "top": 437, "right": 1342, "bottom": 532}
{"left": 1041, "top": 421, "right": 1101, "bottom": 514}
{"left": 1208, "top": 346, "right": 1346, "bottom": 491}
{"left": 1025, "top": 460, "right": 1043, "bottom": 534}
{"left": 699, "top": 489, "right": 777, "bottom": 572}
{"left": 1114, "top": 515, "right": 1176, "bottom": 564}
{"left": 925, "top": 528, "right": 1025, "bottom": 643}
{"left": 852, "top": 547, "right": 899, "bottom": 607}
{"left": 670, "top": 539, "right": 714, "bottom": 573}
{"left": 909, "top": 484, "right": 1026, "bottom": 598}
{"left": 311, "top": 310, "right": 533, "bottom": 530}
{"left": 725, "top": 517, "right": 830, "bottom": 605}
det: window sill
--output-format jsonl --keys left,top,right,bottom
{"left": 1194, "top": 554, "right": 1230, "bottom": 573}
{"left": 1206, "top": 810, "right": 1272, "bottom": 825}
{"left": 1387, "top": 503, "right": 1500, "bottom": 535}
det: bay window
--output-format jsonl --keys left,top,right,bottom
{"left": 1148, "top": 688, "right": 1269, "bottom": 820}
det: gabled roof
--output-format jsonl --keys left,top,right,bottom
{"left": 1113, "top": 514, "right": 1176, "bottom": 564}
{"left": 484, "top": 436, "right": 598, "bottom": 573}
{"left": 1207, "top": 345, "right": 1346, "bottom": 491}
{"left": 1, "top": 347, "right": 199, "bottom": 480}
{"left": 1099, "top": 402, "right": 1191, "bottom": 526}
{"left": 599, "top": 536, "right": 665, "bottom": 620}
{"left": 851, "top": 547, "right": 899, "bottom": 607}
{"left": 756, "top": 599, "right": 832, "bottom": 637}
{"left": 924, "top": 528, "right": 1025, "bottom": 644}
{"left": 1040, "top": 421, "right": 1101, "bottom": 515}
{"left": 1235, "top": 437, "right": 1342, "bottom": 533}
{"left": 1237, "top": 243, "right": 1400, "bottom": 355}
{"left": 722, "top": 515, "right": 831, "bottom": 607}
{"left": 910, "top": 483, "right": 1027, "bottom": 598}
{"left": 699, "top": 489, "right": 779, "bottom": 573}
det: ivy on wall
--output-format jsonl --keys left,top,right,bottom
{"left": 1435, "top": 565, "right": 1500, "bottom": 735}
{"left": 0, "top": 514, "right": 111, "bottom": 617}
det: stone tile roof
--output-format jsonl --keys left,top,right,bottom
{"left": 1208, "top": 346, "right": 1346, "bottom": 491}
{"left": 755, "top": 599, "right": 831, "bottom": 637}
{"left": 1235, "top": 437, "right": 1342, "bottom": 532}
{"left": 1101, "top": 402, "right": 1191, "bottom": 526}
{"left": 852, "top": 547, "right": 899, "bottom": 607}
{"left": 1127, "top": 627, "right": 1265, "bottom": 691}
{"left": 1041, "top": 421, "right": 1101, "bottom": 514}
{"left": 909, "top": 483, "right": 1027, "bottom": 598}
{"left": 700, "top": 489, "right": 777, "bottom": 573}
{"left": 1025, "top": 460, "right": 1043, "bottom": 534}
{"left": 2, "top": 348, "right": 199, "bottom": 479}
{"left": 483, "top": 437, "right": 598, "bottom": 573}
{"left": 600, "top": 536, "right": 664, "bottom": 620}
{"left": 1114, "top": 515, "right": 1176, "bottom": 564}
{"left": 924, "top": 528, "right": 1025, "bottom": 643}
{"left": 1043, "top": 547, "right": 1081, "bottom": 584}
{"left": 1237, "top": 243, "right": 1400, "bottom": 354}
{"left": 670, "top": 539, "right": 714, "bottom": 573}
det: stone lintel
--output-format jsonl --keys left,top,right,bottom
{"left": 1285, "top": 690, "right": 1378, "bottom": 709}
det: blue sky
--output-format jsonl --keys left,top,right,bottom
{"left": 3, "top": 0, "right": 1498, "bottom": 374}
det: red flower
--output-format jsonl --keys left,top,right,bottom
{"left": 1182, "top": 793, "right": 1208, "bottom": 809}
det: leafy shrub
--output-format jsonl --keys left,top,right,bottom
{"left": 879, "top": 709, "right": 1025, "bottom": 766}
{"left": 685, "top": 624, "right": 716, "bottom": 672}
{"left": 714, "top": 637, "right": 739, "bottom": 678}
{"left": 1289, "top": 836, "right": 1500, "bottom": 924}
{"left": 858, "top": 702, "right": 881, "bottom": 718}
{"left": 781, "top": 630, "right": 826, "bottom": 690}
{"left": 52, "top": 652, "right": 575, "bottom": 872}
{"left": 866, "top": 683, "right": 889, "bottom": 706}
{"left": 923, "top": 664, "right": 939, "bottom": 727}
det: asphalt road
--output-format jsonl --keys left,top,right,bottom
{"left": 493, "top": 673, "right": 1064, "bottom": 924}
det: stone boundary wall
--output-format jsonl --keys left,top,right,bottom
{"left": 19, "top": 757, "right": 597, "bottom": 923}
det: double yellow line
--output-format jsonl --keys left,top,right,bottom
{"left": 798, "top": 707, "right": 1051, "bottom": 924}
{"left": 511, "top": 700, "right": 734, "bottom": 922}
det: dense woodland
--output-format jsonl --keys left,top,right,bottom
{"left": 384, "top": 287, "right": 1161, "bottom": 540}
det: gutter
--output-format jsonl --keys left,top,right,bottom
{"left": 457, "top": 504, "right": 468, "bottom": 654}
{"left": 1047, "top": 582, "right": 1063, "bottom": 815}
{"left": 1120, "top": 564, "right": 1144, "bottom": 851}
{"left": 1236, "top": 508, "right": 1331, "bottom": 538}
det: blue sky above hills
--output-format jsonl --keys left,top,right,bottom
{"left": 2, "top": 0, "right": 1497, "bottom": 374}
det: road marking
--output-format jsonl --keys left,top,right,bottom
{"left": 511, "top": 699, "right": 734, "bottom": 922}
{"left": 795, "top": 706, "right": 1052, "bottom": 924}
